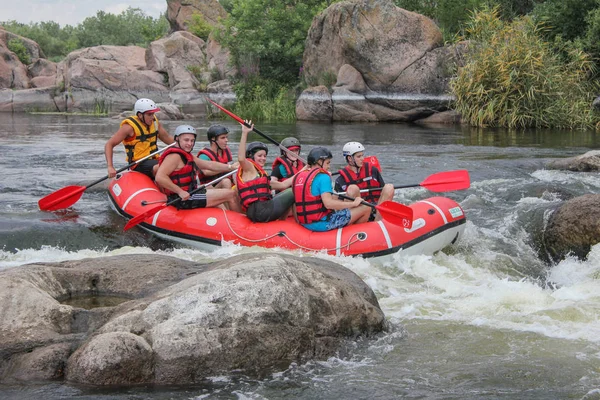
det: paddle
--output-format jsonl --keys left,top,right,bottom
{"left": 336, "top": 170, "right": 471, "bottom": 195}
{"left": 206, "top": 98, "right": 380, "bottom": 175}
{"left": 38, "top": 143, "right": 177, "bottom": 211}
{"left": 336, "top": 193, "right": 413, "bottom": 228}
{"left": 123, "top": 169, "right": 238, "bottom": 231}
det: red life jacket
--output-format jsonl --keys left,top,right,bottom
{"left": 272, "top": 156, "right": 305, "bottom": 178}
{"left": 292, "top": 168, "right": 332, "bottom": 224}
{"left": 159, "top": 147, "right": 198, "bottom": 195}
{"left": 196, "top": 147, "right": 233, "bottom": 184}
{"left": 337, "top": 162, "right": 382, "bottom": 203}
{"left": 236, "top": 159, "right": 272, "bottom": 211}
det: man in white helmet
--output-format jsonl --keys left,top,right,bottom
{"left": 334, "top": 142, "right": 394, "bottom": 221}
{"left": 155, "top": 125, "right": 240, "bottom": 211}
{"left": 104, "top": 98, "right": 174, "bottom": 179}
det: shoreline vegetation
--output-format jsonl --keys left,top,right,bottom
{"left": 3, "top": 0, "right": 600, "bottom": 128}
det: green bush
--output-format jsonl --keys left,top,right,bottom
{"left": 451, "top": 6, "right": 599, "bottom": 130}
{"left": 187, "top": 12, "right": 212, "bottom": 40}
{"left": 7, "top": 39, "right": 31, "bottom": 64}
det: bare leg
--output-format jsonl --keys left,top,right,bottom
{"left": 345, "top": 184, "right": 360, "bottom": 200}
{"left": 349, "top": 204, "right": 371, "bottom": 225}
{"left": 206, "top": 188, "right": 236, "bottom": 208}
{"left": 374, "top": 183, "right": 395, "bottom": 221}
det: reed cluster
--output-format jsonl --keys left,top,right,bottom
{"left": 451, "top": 7, "right": 600, "bottom": 129}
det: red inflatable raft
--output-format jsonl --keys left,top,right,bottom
{"left": 108, "top": 171, "right": 466, "bottom": 259}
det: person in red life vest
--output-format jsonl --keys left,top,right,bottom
{"left": 196, "top": 124, "right": 234, "bottom": 190}
{"left": 105, "top": 98, "right": 174, "bottom": 179}
{"left": 155, "top": 125, "right": 240, "bottom": 211}
{"left": 334, "top": 141, "right": 394, "bottom": 221}
{"left": 270, "top": 137, "right": 306, "bottom": 191}
{"left": 293, "top": 147, "right": 370, "bottom": 232}
{"left": 236, "top": 120, "right": 295, "bottom": 222}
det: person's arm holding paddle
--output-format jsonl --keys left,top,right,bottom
{"left": 237, "top": 120, "right": 258, "bottom": 181}
{"left": 105, "top": 124, "right": 134, "bottom": 178}
{"left": 155, "top": 153, "right": 190, "bottom": 201}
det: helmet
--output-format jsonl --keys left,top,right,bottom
{"left": 246, "top": 142, "right": 269, "bottom": 158}
{"left": 307, "top": 147, "right": 333, "bottom": 165}
{"left": 281, "top": 137, "right": 301, "bottom": 156}
{"left": 342, "top": 142, "right": 365, "bottom": 157}
{"left": 174, "top": 125, "right": 197, "bottom": 139}
{"left": 134, "top": 98, "right": 160, "bottom": 114}
{"left": 207, "top": 124, "right": 230, "bottom": 141}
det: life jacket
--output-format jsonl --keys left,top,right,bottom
{"left": 121, "top": 115, "right": 159, "bottom": 164}
{"left": 158, "top": 147, "right": 198, "bottom": 195}
{"left": 196, "top": 146, "right": 233, "bottom": 184}
{"left": 236, "top": 159, "right": 272, "bottom": 211}
{"left": 292, "top": 168, "right": 332, "bottom": 225}
{"left": 337, "top": 162, "right": 382, "bottom": 203}
{"left": 271, "top": 156, "right": 305, "bottom": 179}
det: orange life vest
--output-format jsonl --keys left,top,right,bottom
{"left": 337, "top": 162, "right": 382, "bottom": 203}
{"left": 159, "top": 147, "right": 198, "bottom": 195}
{"left": 236, "top": 159, "right": 272, "bottom": 211}
{"left": 292, "top": 168, "right": 332, "bottom": 224}
{"left": 121, "top": 115, "right": 159, "bottom": 164}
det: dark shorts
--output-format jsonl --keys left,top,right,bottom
{"left": 132, "top": 158, "right": 158, "bottom": 179}
{"left": 168, "top": 187, "right": 207, "bottom": 210}
{"left": 325, "top": 209, "right": 352, "bottom": 230}
{"left": 246, "top": 188, "right": 294, "bottom": 223}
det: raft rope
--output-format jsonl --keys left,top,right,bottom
{"left": 220, "top": 208, "right": 363, "bottom": 252}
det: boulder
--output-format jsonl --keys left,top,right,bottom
{"left": 0, "top": 253, "right": 385, "bottom": 386}
{"left": 299, "top": 0, "right": 465, "bottom": 122}
{"left": 64, "top": 45, "right": 168, "bottom": 92}
{"left": 0, "top": 43, "right": 29, "bottom": 89}
{"left": 28, "top": 58, "right": 57, "bottom": 88}
{"left": 166, "top": 0, "right": 228, "bottom": 32}
{"left": 206, "top": 34, "right": 236, "bottom": 79}
{"left": 296, "top": 86, "right": 333, "bottom": 121}
{"left": 303, "top": 0, "right": 442, "bottom": 92}
{"left": 146, "top": 31, "right": 206, "bottom": 91}
{"left": 546, "top": 150, "right": 600, "bottom": 172}
{"left": 0, "top": 27, "right": 45, "bottom": 61}
{"left": 541, "top": 194, "right": 600, "bottom": 262}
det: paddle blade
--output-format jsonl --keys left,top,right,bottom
{"left": 38, "top": 185, "right": 86, "bottom": 211}
{"left": 123, "top": 204, "right": 166, "bottom": 231}
{"left": 375, "top": 201, "right": 413, "bottom": 228}
{"left": 364, "top": 155, "right": 381, "bottom": 172}
{"left": 208, "top": 99, "right": 245, "bottom": 124}
{"left": 420, "top": 170, "right": 470, "bottom": 192}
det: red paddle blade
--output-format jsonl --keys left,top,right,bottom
{"left": 420, "top": 170, "right": 470, "bottom": 192}
{"left": 38, "top": 185, "right": 86, "bottom": 211}
{"left": 123, "top": 204, "right": 167, "bottom": 231}
{"left": 208, "top": 99, "right": 245, "bottom": 125}
{"left": 375, "top": 201, "right": 413, "bottom": 228}
{"left": 364, "top": 155, "right": 381, "bottom": 172}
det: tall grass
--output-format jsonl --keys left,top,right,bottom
{"left": 451, "top": 6, "right": 600, "bottom": 130}
{"left": 228, "top": 84, "right": 296, "bottom": 122}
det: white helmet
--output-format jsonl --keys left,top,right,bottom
{"left": 174, "top": 125, "right": 197, "bottom": 138}
{"left": 343, "top": 142, "right": 365, "bottom": 157}
{"left": 134, "top": 98, "right": 160, "bottom": 114}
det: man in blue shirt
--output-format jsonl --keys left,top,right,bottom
{"left": 292, "top": 147, "right": 370, "bottom": 232}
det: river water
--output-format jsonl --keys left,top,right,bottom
{"left": 1, "top": 113, "right": 600, "bottom": 399}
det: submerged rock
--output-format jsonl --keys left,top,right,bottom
{"left": 541, "top": 194, "right": 600, "bottom": 262}
{"left": 546, "top": 150, "right": 600, "bottom": 172}
{"left": 0, "top": 253, "right": 385, "bottom": 386}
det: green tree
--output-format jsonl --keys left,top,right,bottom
{"left": 7, "top": 38, "right": 30, "bottom": 64}
{"left": 188, "top": 12, "right": 212, "bottom": 40}
{"left": 532, "top": 0, "right": 598, "bottom": 42}
{"left": 219, "top": 0, "right": 331, "bottom": 87}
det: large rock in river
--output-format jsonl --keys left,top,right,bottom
{"left": 546, "top": 150, "right": 600, "bottom": 172}
{"left": 298, "top": 0, "right": 465, "bottom": 122}
{"left": 541, "top": 194, "right": 600, "bottom": 262}
{"left": 0, "top": 253, "right": 385, "bottom": 386}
